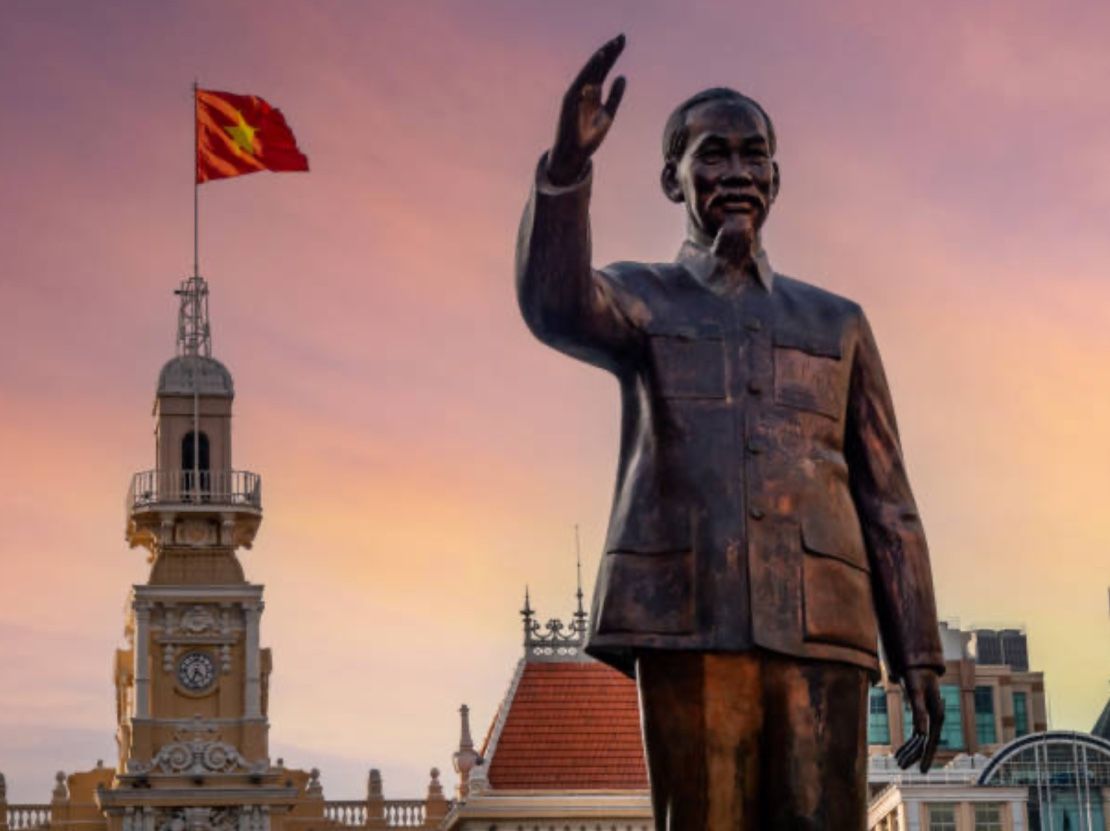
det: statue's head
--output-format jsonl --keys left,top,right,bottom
{"left": 661, "top": 88, "right": 780, "bottom": 252}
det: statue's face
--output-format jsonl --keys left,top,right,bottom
{"left": 665, "top": 99, "right": 779, "bottom": 246}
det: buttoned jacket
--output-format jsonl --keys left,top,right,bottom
{"left": 516, "top": 158, "right": 944, "bottom": 681}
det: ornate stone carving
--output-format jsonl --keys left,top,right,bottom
{"left": 176, "top": 519, "right": 217, "bottom": 547}
{"left": 132, "top": 718, "right": 249, "bottom": 775}
{"left": 520, "top": 588, "right": 589, "bottom": 662}
{"left": 131, "top": 806, "right": 269, "bottom": 831}
{"left": 180, "top": 605, "right": 218, "bottom": 635}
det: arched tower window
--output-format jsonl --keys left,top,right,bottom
{"left": 181, "top": 431, "right": 211, "bottom": 495}
{"left": 182, "top": 431, "right": 210, "bottom": 470}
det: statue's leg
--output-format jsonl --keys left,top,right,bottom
{"left": 636, "top": 651, "right": 762, "bottom": 831}
{"left": 759, "top": 655, "right": 870, "bottom": 829}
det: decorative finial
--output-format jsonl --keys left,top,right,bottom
{"left": 453, "top": 703, "right": 480, "bottom": 799}
{"left": 521, "top": 585, "right": 534, "bottom": 646}
{"left": 573, "top": 524, "right": 587, "bottom": 635}
{"left": 427, "top": 767, "right": 443, "bottom": 799}
{"left": 53, "top": 771, "right": 67, "bottom": 800}
{"left": 367, "top": 768, "right": 383, "bottom": 800}
{"left": 458, "top": 704, "right": 474, "bottom": 750}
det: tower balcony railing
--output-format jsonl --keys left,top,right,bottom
{"left": 127, "top": 469, "right": 262, "bottom": 513}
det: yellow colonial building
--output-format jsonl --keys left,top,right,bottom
{"left": 0, "top": 274, "right": 448, "bottom": 831}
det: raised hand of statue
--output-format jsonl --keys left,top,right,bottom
{"left": 895, "top": 668, "right": 945, "bottom": 773}
{"left": 547, "top": 34, "right": 627, "bottom": 186}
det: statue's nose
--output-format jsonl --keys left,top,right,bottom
{"left": 721, "top": 154, "right": 753, "bottom": 184}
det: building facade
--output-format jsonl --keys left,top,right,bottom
{"left": 1, "top": 274, "right": 447, "bottom": 831}
{"left": 867, "top": 731, "right": 1110, "bottom": 830}
{"left": 443, "top": 592, "right": 652, "bottom": 831}
{"left": 867, "top": 624, "right": 1047, "bottom": 766}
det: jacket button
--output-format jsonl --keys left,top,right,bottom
{"left": 749, "top": 508, "right": 765, "bottom": 520}
{"left": 746, "top": 319, "right": 762, "bottom": 332}
{"left": 747, "top": 439, "right": 763, "bottom": 455}
{"left": 747, "top": 380, "right": 763, "bottom": 395}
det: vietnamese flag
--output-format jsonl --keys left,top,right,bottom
{"left": 196, "top": 89, "right": 309, "bottom": 183}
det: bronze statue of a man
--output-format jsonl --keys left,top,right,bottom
{"left": 517, "top": 35, "right": 946, "bottom": 829}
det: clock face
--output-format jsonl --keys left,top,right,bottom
{"left": 177, "top": 651, "right": 216, "bottom": 691}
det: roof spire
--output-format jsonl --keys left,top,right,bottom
{"left": 452, "top": 704, "right": 481, "bottom": 800}
{"left": 573, "top": 524, "right": 587, "bottom": 636}
{"left": 520, "top": 585, "right": 534, "bottom": 645}
{"left": 173, "top": 274, "right": 212, "bottom": 358}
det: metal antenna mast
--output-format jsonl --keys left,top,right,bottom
{"left": 174, "top": 274, "right": 212, "bottom": 359}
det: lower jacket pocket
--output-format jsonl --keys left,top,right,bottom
{"left": 801, "top": 553, "right": 878, "bottom": 654}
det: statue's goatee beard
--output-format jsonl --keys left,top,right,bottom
{"left": 711, "top": 215, "right": 757, "bottom": 267}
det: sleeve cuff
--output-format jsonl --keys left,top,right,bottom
{"left": 535, "top": 151, "right": 592, "bottom": 196}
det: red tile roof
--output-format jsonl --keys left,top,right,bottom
{"left": 483, "top": 660, "right": 649, "bottom": 791}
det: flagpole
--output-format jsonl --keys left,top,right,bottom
{"left": 193, "top": 80, "right": 199, "bottom": 279}
{"left": 191, "top": 79, "right": 200, "bottom": 502}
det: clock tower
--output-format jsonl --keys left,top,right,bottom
{"left": 98, "top": 273, "right": 299, "bottom": 831}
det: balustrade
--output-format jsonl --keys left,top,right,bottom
{"left": 322, "top": 801, "right": 367, "bottom": 826}
{"left": 127, "top": 469, "right": 262, "bottom": 511}
{"left": 382, "top": 801, "right": 426, "bottom": 827}
{"left": 7, "top": 804, "right": 51, "bottom": 830}
{"left": 322, "top": 799, "right": 432, "bottom": 828}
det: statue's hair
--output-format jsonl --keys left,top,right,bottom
{"left": 662, "top": 87, "right": 777, "bottom": 164}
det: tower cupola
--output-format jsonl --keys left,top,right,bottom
{"left": 126, "top": 274, "right": 261, "bottom": 565}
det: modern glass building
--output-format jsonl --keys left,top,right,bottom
{"left": 977, "top": 732, "right": 1110, "bottom": 831}
{"left": 868, "top": 731, "right": 1110, "bottom": 830}
{"left": 869, "top": 623, "right": 1046, "bottom": 766}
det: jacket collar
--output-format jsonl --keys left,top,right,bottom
{"left": 675, "top": 238, "right": 774, "bottom": 293}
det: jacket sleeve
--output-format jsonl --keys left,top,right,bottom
{"left": 845, "top": 311, "right": 945, "bottom": 683}
{"left": 515, "top": 153, "right": 639, "bottom": 370}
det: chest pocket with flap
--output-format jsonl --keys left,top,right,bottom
{"left": 773, "top": 327, "right": 844, "bottom": 419}
{"left": 647, "top": 325, "right": 726, "bottom": 400}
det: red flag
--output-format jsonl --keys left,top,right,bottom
{"left": 196, "top": 89, "right": 309, "bottom": 183}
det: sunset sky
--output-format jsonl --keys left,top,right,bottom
{"left": 2, "top": 0, "right": 1109, "bottom": 803}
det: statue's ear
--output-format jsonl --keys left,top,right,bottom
{"left": 660, "top": 162, "right": 684, "bottom": 203}
{"left": 770, "top": 161, "right": 781, "bottom": 203}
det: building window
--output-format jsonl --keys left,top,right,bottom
{"left": 181, "top": 431, "right": 210, "bottom": 470}
{"left": 181, "top": 431, "right": 211, "bottom": 494}
{"left": 1013, "top": 691, "right": 1029, "bottom": 737}
{"left": 905, "top": 685, "right": 964, "bottom": 749}
{"left": 975, "top": 685, "right": 997, "bottom": 745}
{"left": 868, "top": 687, "right": 890, "bottom": 745}
{"left": 927, "top": 804, "right": 957, "bottom": 831}
{"left": 974, "top": 803, "right": 1003, "bottom": 831}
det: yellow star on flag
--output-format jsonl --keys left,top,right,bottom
{"left": 224, "top": 111, "right": 257, "bottom": 156}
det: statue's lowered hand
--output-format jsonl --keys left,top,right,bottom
{"left": 895, "top": 667, "right": 944, "bottom": 773}
{"left": 547, "top": 34, "right": 627, "bottom": 186}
